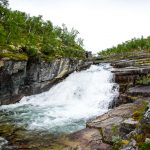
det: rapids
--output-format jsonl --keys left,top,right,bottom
{"left": 0, "top": 64, "right": 118, "bottom": 134}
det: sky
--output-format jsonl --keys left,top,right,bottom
{"left": 9, "top": 0, "right": 150, "bottom": 53}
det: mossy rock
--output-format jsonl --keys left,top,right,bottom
{"left": 132, "top": 111, "right": 141, "bottom": 121}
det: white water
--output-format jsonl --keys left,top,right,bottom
{"left": 0, "top": 64, "right": 118, "bottom": 133}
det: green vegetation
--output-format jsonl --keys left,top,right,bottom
{"left": 111, "top": 125, "right": 129, "bottom": 150}
{"left": 140, "top": 142, "right": 150, "bottom": 150}
{"left": 136, "top": 75, "right": 150, "bottom": 85}
{"left": 132, "top": 101, "right": 148, "bottom": 121}
{"left": 0, "top": 0, "right": 85, "bottom": 60}
{"left": 98, "top": 36, "right": 150, "bottom": 56}
{"left": 0, "top": 52, "right": 28, "bottom": 60}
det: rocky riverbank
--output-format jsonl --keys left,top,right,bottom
{"left": 0, "top": 52, "right": 150, "bottom": 149}
{"left": 0, "top": 57, "right": 92, "bottom": 105}
{"left": 44, "top": 52, "right": 150, "bottom": 150}
{"left": 76, "top": 52, "right": 150, "bottom": 150}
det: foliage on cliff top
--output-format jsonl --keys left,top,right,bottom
{"left": 98, "top": 36, "right": 150, "bottom": 57}
{"left": 0, "top": 0, "right": 85, "bottom": 60}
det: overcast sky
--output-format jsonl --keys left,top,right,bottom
{"left": 9, "top": 0, "right": 150, "bottom": 53}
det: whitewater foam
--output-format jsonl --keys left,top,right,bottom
{"left": 0, "top": 64, "right": 118, "bottom": 133}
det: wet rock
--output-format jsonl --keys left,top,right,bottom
{"left": 109, "top": 94, "right": 134, "bottom": 108}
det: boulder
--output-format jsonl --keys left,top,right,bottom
{"left": 87, "top": 103, "right": 136, "bottom": 143}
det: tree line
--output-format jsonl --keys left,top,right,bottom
{"left": 98, "top": 36, "right": 150, "bottom": 56}
{"left": 0, "top": 0, "right": 85, "bottom": 60}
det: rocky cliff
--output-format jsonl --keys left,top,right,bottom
{"left": 0, "top": 57, "right": 92, "bottom": 105}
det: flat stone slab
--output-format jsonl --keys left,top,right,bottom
{"left": 86, "top": 103, "right": 137, "bottom": 143}
{"left": 128, "top": 85, "right": 150, "bottom": 97}
{"left": 63, "top": 128, "right": 111, "bottom": 150}
{"left": 87, "top": 103, "right": 135, "bottom": 128}
{"left": 112, "top": 66, "right": 150, "bottom": 76}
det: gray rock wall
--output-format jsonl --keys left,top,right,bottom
{"left": 0, "top": 58, "right": 92, "bottom": 105}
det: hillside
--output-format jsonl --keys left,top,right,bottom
{"left": 98, "top": 36, "right": 150, "bottom": 57}
{"left": 0, "top": 0, "right": 85, "bottom": 60}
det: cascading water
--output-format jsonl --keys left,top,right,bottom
{"left": 0, "top": 64, "right": 118, "bottom": 134}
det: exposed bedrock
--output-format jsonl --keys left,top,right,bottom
{"left": 0, "top": 58, "right": 92, "bottom": 105}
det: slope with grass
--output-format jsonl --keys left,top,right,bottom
{"left": 0, "top": 0, "right": 86, "bottom": 60}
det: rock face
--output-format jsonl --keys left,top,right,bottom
{"left": 109, "top": 60, "right": 150, "bottom": 108}
{"left": 65, "top": 128, "right": 111, "bottom": 150}
{"left": 87, "top": 103, "right": 137, "bottom": 143}
{"left": 0, "top": 58, "right": 92, "bottom": 105}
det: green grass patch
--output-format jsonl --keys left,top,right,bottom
{"left": 136, "top": 76, "right": 150, "bottom": 85}
{"left": 0, "top": 52, "right": 28, "bottom": 60}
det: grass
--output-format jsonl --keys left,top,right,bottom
{"left": 0, "top": 52, "right": 28, "bottom": 60}
{"left": 136, "top": 76, "right": 150, "bottom": 85}
{"left": 132, "top": 101, "right": 148, "bottom": 121}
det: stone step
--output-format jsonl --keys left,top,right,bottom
{"left": 127, "top": 85, "right": 150, "bottom": 97}
{"left": 86, "top": 103, "right": 136, "bottom": 143}
{"left": 112, "top": 66, "right": 150, "bottom": 76}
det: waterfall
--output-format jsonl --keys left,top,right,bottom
{"left": 0, "top": 64, "right": 118, "bottom": 133}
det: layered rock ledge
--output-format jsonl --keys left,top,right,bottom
{"left": 58, "top": 53, "right": 150, "bottom": 150}
{"left": 85, "top": 53, "right": 150, "bottom": 150}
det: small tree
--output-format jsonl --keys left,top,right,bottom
{"left": 0, "top": 0, "right": 9, "bottom": 7}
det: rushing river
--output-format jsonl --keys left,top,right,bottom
{"left": 0, "top": 64, "right": 118, "bottom": 135}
